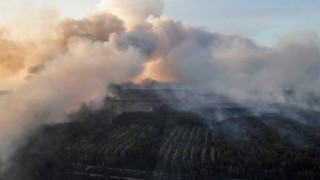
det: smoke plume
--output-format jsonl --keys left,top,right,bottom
{"left": 55, "top": 12, "right": 125, "bottom": 45}
{"left": 97, "top": 0, "right": 164, "bottom": 28}
{"left": 0, "top": 0, "right": 320, "bottom": 161}
{"left": 0, "top": 32, "right": 25, "bottom": 79}
{"left": 128, "top": 17, "right": 320, "bottom": 109}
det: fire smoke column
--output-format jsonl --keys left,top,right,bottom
{"left": 0, "top": 36, "right": 147, "bottom": 158}
{"left": 97, "top": 0, "right": 165, "bottom": 28}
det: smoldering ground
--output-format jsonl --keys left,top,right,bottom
{"left": 0, "top": 0, "right": 320, "bottom": 166}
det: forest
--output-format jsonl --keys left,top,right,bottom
{"left": 1, "top": 86, "right": 320, "bottom": 180}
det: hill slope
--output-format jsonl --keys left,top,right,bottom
{"left": 2, "top": 85, "right": 320, "bottom": 180}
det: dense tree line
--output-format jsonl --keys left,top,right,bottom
{"left": 1, "top": 107, "right": 320, "bottom": 180}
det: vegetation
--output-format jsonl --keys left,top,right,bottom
{"left": 2, "top": 86, "right": 320, "bottom": 179}
{"left": 1, "top": 107, "right": 320, "bottom": 180}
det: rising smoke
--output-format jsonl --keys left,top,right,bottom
{"left": 0, "top": 0, "right": 320, "bottom": 160}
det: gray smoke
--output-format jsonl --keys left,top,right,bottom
{"left": 120, "top": 17, "right": 320, "bottom": 110}
{"left": 0, "top": 0, "right": 320, "bottom": 163}
{"left": 55, "top": 12, "right": 125, "bottom": 45}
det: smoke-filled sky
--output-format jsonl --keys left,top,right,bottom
{"left": 1, "top": 0, "right": 319, "bottom": 45}
{"left": 0, "top": 0, "right": 319, "bottom": 160}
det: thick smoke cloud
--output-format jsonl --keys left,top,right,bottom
{"left": 123, "top": 17, "right": 320, "bottom": 110}
{"left": 0, "top": 32, "right": 25, "bottom": 78}
{"left": 0, "top": 2, "right": 150, "bottom": 158}
{"left": 98, "top": 0, "right": 164, "bottom": 28}
{"left": 0, "top": 0, "right": 319, "bottom": 162}
{"left": 0, "top": 29, "right": 60, "bottom": 91}
{"left": 0, "top": 11, "right": 126, "bottom": 89}
{"left": 0, "top": 36, "right": 146, "bottom": 157}
{"left": 55, "top": 12, "right": 125, "bottom": 45}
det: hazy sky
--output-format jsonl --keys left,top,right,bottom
{"left": 1, "top": 0, "right": 319, "bottom": 45}
{"left": 165, "top": 0, "right": 320, "bottom": 45}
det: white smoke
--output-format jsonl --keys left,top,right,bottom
{"left": 97, "top": 0, "right": 164, "bottom": 28}
{"left": 123, "top": 17, "right": 320, "bottom": 109}
{"left": 0, "top": 0, "right": 320, "bottom": 161}
{"left": 0, "top": 35, "right": 147, "bottom": 156}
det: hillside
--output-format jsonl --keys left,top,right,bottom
{"left": 2, "top": 85, "right": 320, "bottom": 180}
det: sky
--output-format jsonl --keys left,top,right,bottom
{"left": 165, "top": 0, "right": 320, "bottom": 45}
{"left": 0, "top": 0, "right": 319, "bottom": 45}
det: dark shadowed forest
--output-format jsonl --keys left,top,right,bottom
{"left": 1, "top": 84, "right": 320, "bottom": 180}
